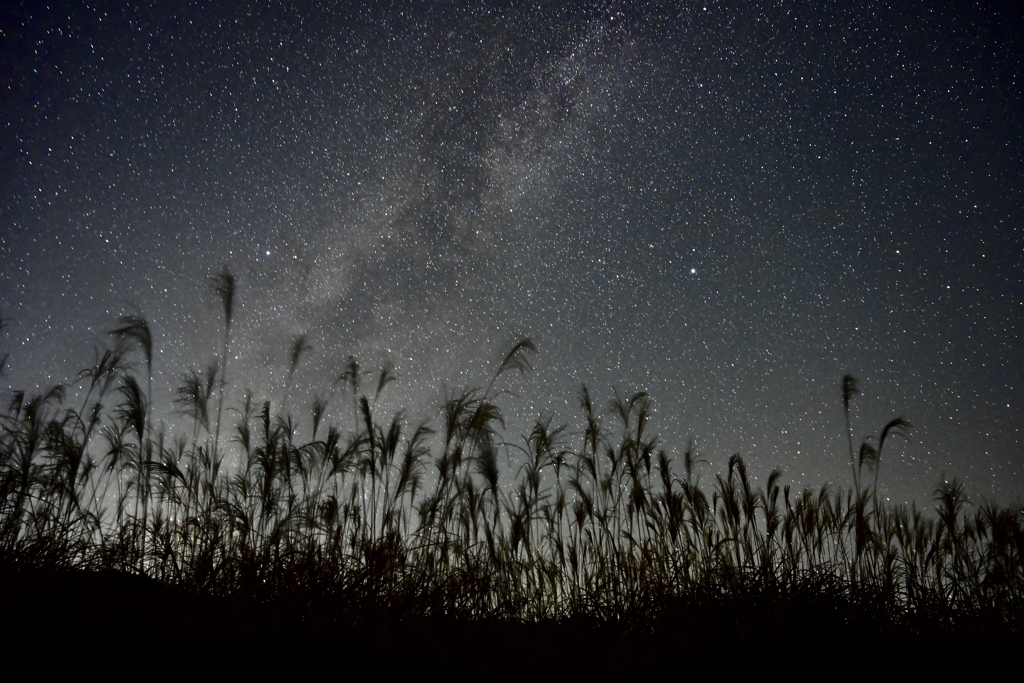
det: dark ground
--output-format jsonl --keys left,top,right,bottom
{"left": 1, "top": 564, "right": 1017, "bottom": 677}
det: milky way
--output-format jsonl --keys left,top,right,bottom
{"left": 2, "top": 2, "right": 1022, "bottom": 508}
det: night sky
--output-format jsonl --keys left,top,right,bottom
{"left": 2, "top": 2, "right": 1022, "bottom": 509}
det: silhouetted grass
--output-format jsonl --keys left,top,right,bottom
{"left": 1, "top": 282, "right": 1021, "bottom": 672}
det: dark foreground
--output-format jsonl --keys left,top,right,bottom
{"left": 1, "top": 564, "right": 1018, "bottom": 677}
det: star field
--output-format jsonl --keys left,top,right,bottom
{"left": 2, "top": 2, "right": 1022, "bottom": 508}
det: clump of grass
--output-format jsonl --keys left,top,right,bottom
{"left": 1, "top": 277, "right": 1021, "bottom": 664}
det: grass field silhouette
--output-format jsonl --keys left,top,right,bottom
{"left": 1, "top": 275, "right": 1021, "bottom": 673}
